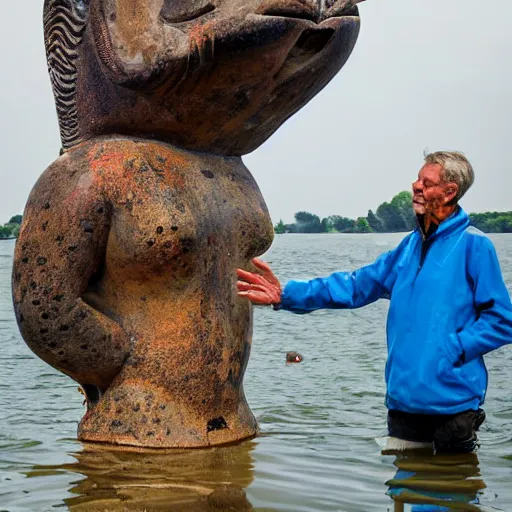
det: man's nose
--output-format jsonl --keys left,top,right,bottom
{"left": 412, "top": 179, "right": 423, "bottom": 192}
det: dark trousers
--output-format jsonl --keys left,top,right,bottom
{"left": 387, "top": 408, "right": 486, "bottom": 453}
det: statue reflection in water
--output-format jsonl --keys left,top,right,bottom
{"left": 28, "top": 440, "right": 255, "bottom": 511}
{"left": 385, "top": 449, "right": 486, "bottom": 512}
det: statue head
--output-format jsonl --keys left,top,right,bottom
{"left": 44, "top": 0, "right": 362, "bottom": 155}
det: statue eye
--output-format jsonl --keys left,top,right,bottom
{"left": 160, "top": 0, "right": 216, "bottom": 24}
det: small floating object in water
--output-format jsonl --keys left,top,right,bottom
{"left": 286, "top": 352, "right": 303, "bottom": 363}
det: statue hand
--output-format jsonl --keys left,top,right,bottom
{"left": 236, "top": 258, "right": 282, "bottom": 306}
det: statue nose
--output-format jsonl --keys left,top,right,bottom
{"left": 257, "top": 0, "right": 323, "bottom": 23}
{"left": 257, "top": 0, "right": 362, "bottom": 23}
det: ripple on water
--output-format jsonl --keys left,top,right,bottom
{"left": 0, "top": 235, "right": 512, "bottom": 511}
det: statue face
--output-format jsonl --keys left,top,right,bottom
{"left": 46, "top": 0, "right": 362, "bottom": 154}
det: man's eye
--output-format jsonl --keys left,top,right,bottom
{"left": 160, "top": 0, "right": 216, "bottom": 23}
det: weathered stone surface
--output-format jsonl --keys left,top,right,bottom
{"left": 14, "top": 139, "right": 273, "bottom": 447}
{"left": 43, "top": 0, "right": 361, "bottom": 154}
{"left": 13, "top": 0, "right": 362, "bottom": 447}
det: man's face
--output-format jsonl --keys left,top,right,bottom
{"left": 412, "top": 163, "right": 457, "bottom": 216}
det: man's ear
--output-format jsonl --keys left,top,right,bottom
{"left": 444, "top": 183, "right": 459, "bottom": 205}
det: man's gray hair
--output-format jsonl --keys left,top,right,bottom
{"left": 423, "top": 151, "right": 475, "bottom": 202}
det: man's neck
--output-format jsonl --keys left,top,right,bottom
{"left": 423, "top": 204, "right": 457, "bottom": 232}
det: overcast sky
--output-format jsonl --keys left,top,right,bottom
{"left": 1, "top": 1, "right": 510, "bottom": 224}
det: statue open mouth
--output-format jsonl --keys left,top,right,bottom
{"left": 257, "top": 0, "right": 362, "bottom": 24}
{"left": 263, "top": 1, "right": 362, "bottom": 83}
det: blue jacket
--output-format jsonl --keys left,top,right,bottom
{"left": 281, "top": 208, "right": 512, "bottom": 415}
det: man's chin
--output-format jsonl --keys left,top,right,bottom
{"left": 413, "top": 205, "right": 426, "bottom": 215}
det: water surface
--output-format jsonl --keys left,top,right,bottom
{"left": 1, "top": 234, "right": 511, "bottom": 511}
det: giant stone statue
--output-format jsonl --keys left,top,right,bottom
{"left": 13, "top": 0, "right": 363, "bottom": 448}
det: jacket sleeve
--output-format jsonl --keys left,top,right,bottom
{"left": 456, "top": 236, "right": 512, "bottom": 363}
{"left": 280, "top": 239, "right": 408, "bottom": 313}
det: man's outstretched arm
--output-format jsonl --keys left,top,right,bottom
{"left": 237, "top": 242, "right": 407, "bottom": 313}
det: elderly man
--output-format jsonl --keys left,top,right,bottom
{"left": 237, "top": 151, "right": 512, "bottom": 453}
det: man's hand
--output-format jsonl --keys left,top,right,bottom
{"left": 236, "top": 258, "right": 282, "bottom": 306}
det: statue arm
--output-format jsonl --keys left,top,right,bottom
{"left": 12, "top": 162, "right": 131, "bottom": 395}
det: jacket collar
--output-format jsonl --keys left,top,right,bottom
{"left": 415, "top": 206, "right": 469, "bottom": 241}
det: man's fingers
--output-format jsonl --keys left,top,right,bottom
{"left": 251, "top": 258, "right": 272, "bottom": 273}
{"left": 236, "top": 268, "right": 268, "bottom": 287}
{"left": 250, "top": 258, "right": 282, "bottom": 289}
{"left": 237, "top": 262, "right": 282, "bottom": 305}
{"left": 237, "top": 281, "right": 253, "bottom": 292}
{"left": 237, "top": 281, "right": 268, "bottom": 293}
{"left": 237, "top": 290, "right": 274, "bottom": 305}
{"left": 264, "top": 273, "right": 281, "bottom": 289}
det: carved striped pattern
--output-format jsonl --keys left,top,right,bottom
{"left": 44, "top": 0, "right": 88, "bottom": 150}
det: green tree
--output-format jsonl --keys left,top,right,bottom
{"left": 469, "top": 212, "right": 512, "bottom": 233}
{"left": 0, "top": 226, "right": 12, "bottom": 238}
{"left": 294, "top": 211, "right": 323, "bottom": 233}
{"left": 367, "top": 210, "right": 384, "bottom": 233}
{"left": 390, "top": 191, "right": 415, "bottom": 230}
{"left": 326, "top": 215, "right": 355, "bottom": 233}
{"left": 376, "top": 202, "right": 407, "bottom": 232}
{"left": 274, "top": 219, "right": 286, "bottom": 234}
{"left": 355, "top": 217, "right": 372, "bottom": 233}
{"left": 470, "top": 212, "right": 512, "bottom": 233}
{"left": 8, "top": 215, "right": 22, "bottom": 225}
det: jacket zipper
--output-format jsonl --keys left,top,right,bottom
{"left": 416, "top": 221, "right": 434, "bottom": 276}
{"left": 418, "top": 238, "right": 430, "bottom": 271}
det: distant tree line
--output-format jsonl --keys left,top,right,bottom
{"left": 468, "top": 212, "right": 512, "bottom": 233}
{"left": 274, "top": 192, "right": 512, "bottom": 234}
{"left": 0, "top": 215, "right": 22, "bottom": 239}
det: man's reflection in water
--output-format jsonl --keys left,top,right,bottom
{"left": 33, "top": 440, "right": 255, "bottom": 511}
{"left": 385, "top": 450, "right": 485, "bottom": 512}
